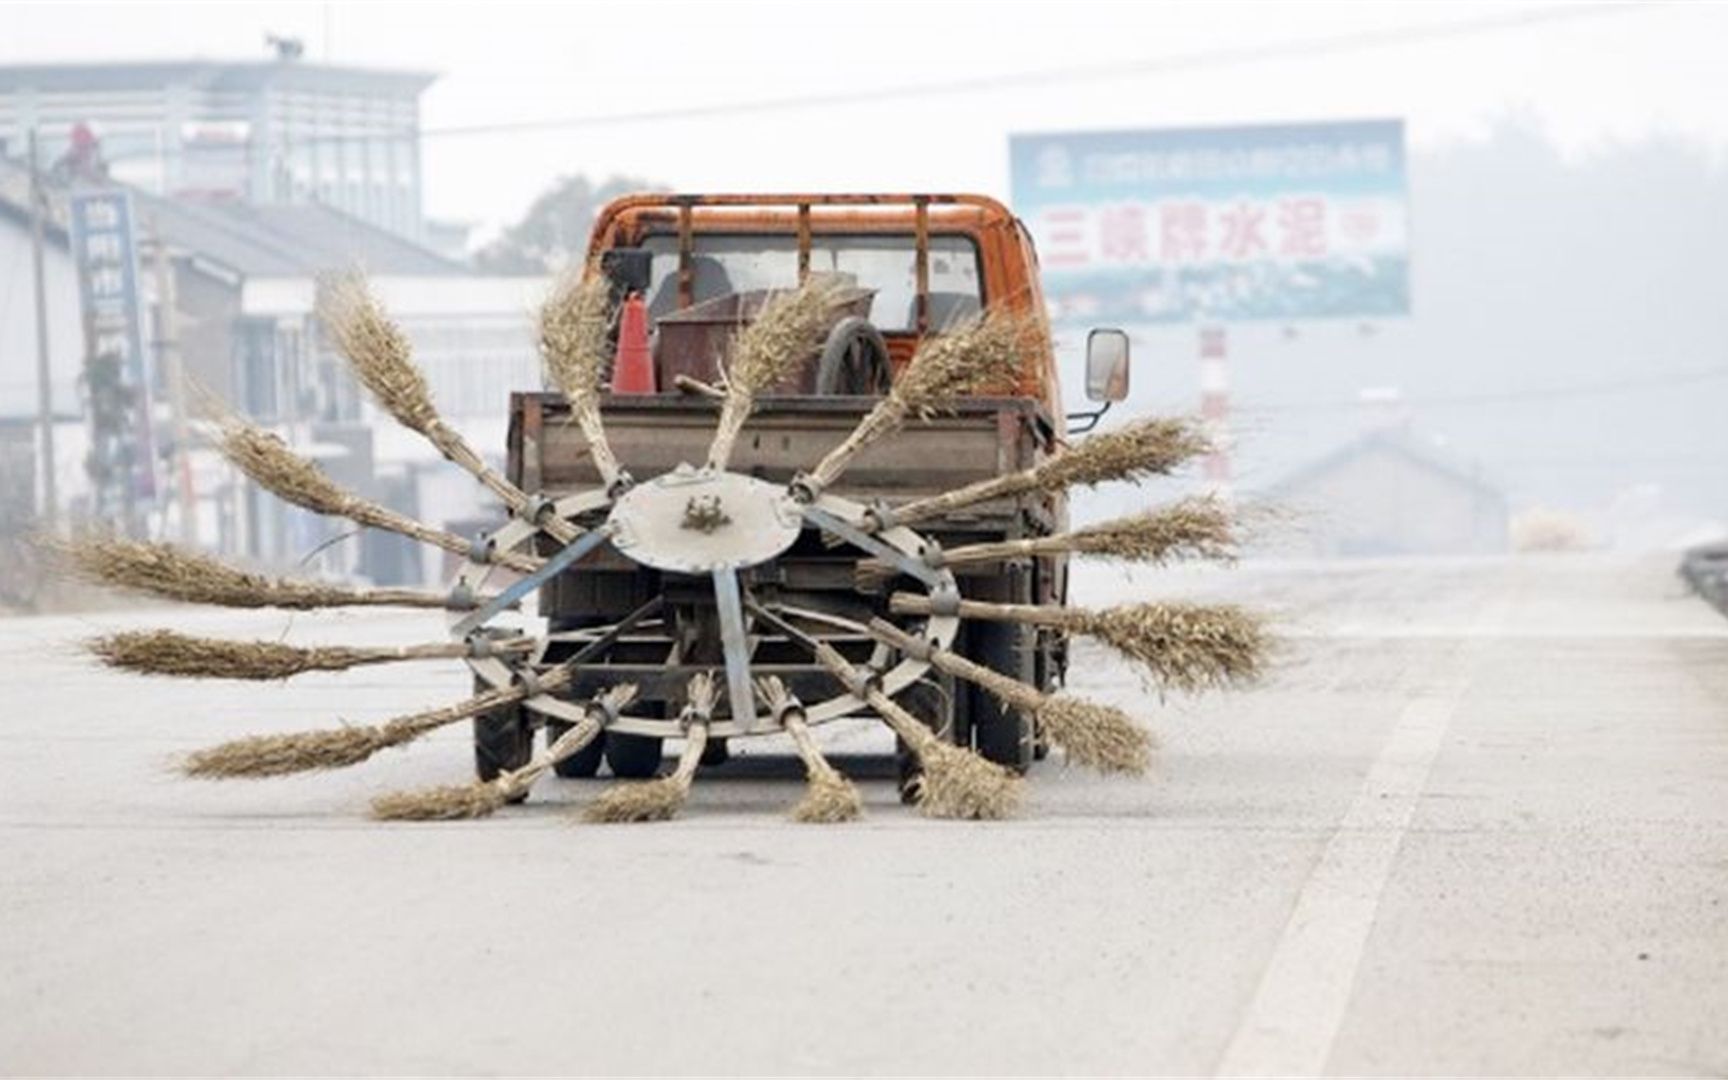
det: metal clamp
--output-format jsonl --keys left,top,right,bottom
{"left": 894, "top": 633, "right": 935, "bottom": 662}
{"left": 445, "top": 582, "right": 478, "bottom": 610}
{"left": 761, "top": 688, "right": 805, "bottom": 727}
{"left": 465, "top": 532, "right": 497, "bottom": 565}
{"left": 515, "top": 492, "right": 557, "bottom": 527}
{"left": 513, "top": 666, "right": 546, "bottom": 699}
{"left": 839, "top": 664, "right": 880, "bottom": 701}
{"left": 787, "top": 472, "right": 822, "bottom": 505}
{"left": 465, "top": 634, "right": 496, "bottom": 658}
{"left": 862, "top": 499, "right": 898, "bottom": 533}
{"left": 926, "top": 584, "right": 962, "bottom": 618}
{"left": 919, "top": 539, "right": 947, "bottom": 569}
{"left": 604, "top": 470, "right": 636, "bottom": 500}
{"left": 587, "top": 691, "right": 628, "bottom": 728}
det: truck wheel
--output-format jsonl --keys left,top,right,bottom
{"left": 473, "top": 703, "right": 533, "bottom": 803}
{"left": 605, "top": 732, "right": 664, "bottom": 779}
{"left": 894, "top": 680, "right": 953, "bottom": 805}
{"left": 969, "top": 622, "right": 1035, "bottom": 773}
{"left": 545, "top": 721, "right": 606, "bottom": 778}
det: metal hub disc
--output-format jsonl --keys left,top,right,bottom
{"left": 607, "top": 463, "right": 804, "bottom": 574}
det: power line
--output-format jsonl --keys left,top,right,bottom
{"left": 406, "top": 1, "right": 1654, "bottom": 142}
{"left": 94, "top": 0, "right": 1660, "bottom": 162}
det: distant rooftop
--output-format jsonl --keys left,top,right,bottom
{"left": 0, "top": 154, "right": 462, "bottom": 279}
{"left": 0, "top": 60, "right": 437, "bottom": 96}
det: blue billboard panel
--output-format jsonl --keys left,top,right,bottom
{"left": 1010, "top": 119, "right": 1408, "bottom": 324}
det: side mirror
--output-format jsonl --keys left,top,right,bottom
{"left": 1085, "top": 328, "right": 1130, "bottom": 403}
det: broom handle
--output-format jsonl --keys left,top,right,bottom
{"left": 803, "top": 399, "right": 908, "bottom": 493}
{"left": 425, "top": 420, "right": 581, "bottom": 545}
{"left": 496, "top": 713, "right": 603, "bottom": 799}
{"left": 571, "top": 405, "right": 624, "bottom": 492}
{"left": 889, "top": 592, "right": 1073, "bottom": 631}
{"left": 866, "top": 616, "right": 1046, "bottom": 712}
{"left": 705, "top": 390, "right": 752, "bottom": 472}
{"left": 881, "top": 470, "right": 1031, "bottom": 528}
{"left": 383, "top": 664, "right": 579, "bottom": 745}
{"left": 347, "top": 499, "right": 542, "bottom": 574}
{"left": 798, "top": 631, "right": 942, "bottom": 756}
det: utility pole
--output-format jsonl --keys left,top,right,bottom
{"left": 150, "top": 217, "right": 197, "bottom": 545}
{"left": 27, "top": 128, "right": 59, "bottom": 531}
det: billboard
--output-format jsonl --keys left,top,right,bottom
{"left": 1010, "top": 119, "right": 1408, "bottom": 324}
{"left": 68, "top": 189, "right": 157, "bottom": 503}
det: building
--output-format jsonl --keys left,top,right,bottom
{"left": 0, "top": 152, "right": 548, "bottom": 586}
{"left": 1258, "top": 428, "right": 1508, "bottom": 558}
{"left": 0, "top": 57, "right": 434, "bottom": 242}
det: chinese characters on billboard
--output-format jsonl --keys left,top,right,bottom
{"left": 68, "top": 189, "right": 157, "bottom": 505}
{"left": 1009, "top": 119, "right": 1408, "bottom": 324}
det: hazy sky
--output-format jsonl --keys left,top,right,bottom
{"left": 3, "top": 1, "right": 1722, "bottom": 235}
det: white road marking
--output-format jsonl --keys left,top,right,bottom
{"left": 1213, "top": 697, "right": 1453, "bottom": 1077}
{"left": 1215, "top": 593, "right": 1510, "bottom": 1077}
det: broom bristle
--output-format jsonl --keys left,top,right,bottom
{"left": 87, "top": 629, "right": 376, "bottom": 680}
{"left": 1039, "top": 416, "right": 1211, "bottom": 492}
{"left": 57, "top": 535, "right": 297, "bottom": 609}
{"left": 1070, "top": 496, "right": 1236, "bottom": 562}
{"left": 582, "top": 777, "right": 688, "bottom": 823}
{"left": 1082, "top": 602, "right": 1268, "bottom": 691}
{"left": 791, "top": 768, "right": 863, "bottom": 823}
{"left": 180, "top": 726, "right": 400, "bottom": 778}
{"left": 724, "top": 278, "right": 848, "bottom": 394}
{"left": 53, "top": 535, "right": 447, "bottom": 610}
{"left": 1034, "top": 694, "right": 1156, "bottom": 775}
{"left": 539, "top": 271, "right": 613, "bottom": 405}
{"left": 317, "top": 271, "right": 438, "bottom": 435}
{"left": 892, "top": 311, "right": 1027, "bottom": 414}
{"left": 371, "top": 782, "right": 508, "bottom": 821}
{"left": 214, "top": 417, "right": 355, "bottom": 519}
{"left": 910, "top": 740, "right": 1022, "bottom": 820}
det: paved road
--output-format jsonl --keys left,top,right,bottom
{"left": 2, "top": 554, "right": 1725, "bottom": 1075}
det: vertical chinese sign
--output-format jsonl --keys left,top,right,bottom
{"left": 1009, "top": 119, "right": 1409, "bottom": 324}
{"left": 68, "top": 189, "right": 157, "bottom": 523}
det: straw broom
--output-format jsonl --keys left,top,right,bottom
{"left": 856, "top": 495, "right": 1236, "bottom": 589}
{"left": 756, "top": 675, "right": 861, "bottom": 823}
{"left": 55, "top": 535, "right": 479, "bottom": 611}
{"left": 207, "top": 405, "right": 541, "bottom": 574}
{"left": 873, "top": 416, "right": 1211, "bottom": 530}
{"left": 371, "top": 684, "right": 638, "bottom": 820}
{"left": 584, "top": 673, "right": 718, "bottom": 823}
{"left": 317, "top": 271, "right": 582, "bottom": 544}
{"left": 180, "top": 663, "right": 580, "bottom": 779}
{"left": 539, "top": 270, "right": 627, "bottom": 491}
{"left": 797, "top": 311, "right": 1026, "bottom": 498}
{"left": 889, "top": 594, "right": 1267, "bottom": 692}
{"left": 796, "top": 633, "right": 1019, "bottom": 819}
{"left": 867, "top": 618, "right": 1153, "bottom": 775}
{"left": 84, "top": 629, "right": 527, "bottom": 680}
{"left": 705, "top": 280, "right": 849, "bottom": 471}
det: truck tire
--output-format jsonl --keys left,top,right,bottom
{"left": 894, "top": 679, "right": 954, "bottom": 805}
{"left": 969, "top": 621, "right": 1035, "bottom": 773}
{"left": 605, "top": 732, "right": 664, "bottom": 779}
{"left": 473, "top": 686, "right": 533, "bottom": 802}
{"left": 545, "top": 721, "right": 606, "bottom": 778}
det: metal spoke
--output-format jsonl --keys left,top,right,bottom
{"left": 711, "top": 568, "right": 757, "bottom": 729}
{"left": 801, "top": 504, "right": 941, "bottom": 587}
{"left": 451, "top": 524, "right": 612, "bottom": 638}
